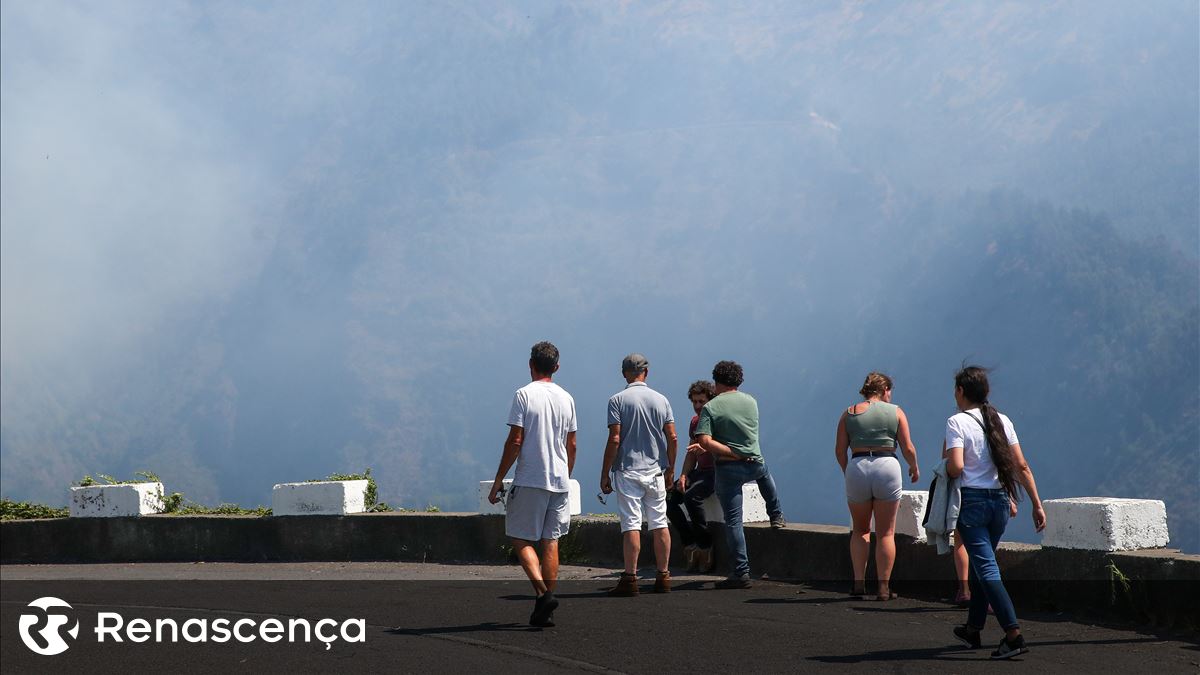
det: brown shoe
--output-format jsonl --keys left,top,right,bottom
{"left": 654, "top": 570, "right": 671, "bottom": 593}
{"left": 608, "top": 572, "right": 639, "bottom": 597}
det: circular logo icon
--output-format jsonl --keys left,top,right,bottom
{"left": 18, "top": 597, "right": 79, "bottom": 656}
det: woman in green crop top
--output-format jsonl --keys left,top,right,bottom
{"left": 834, "top": 372, "right": 920, "bottom": 600}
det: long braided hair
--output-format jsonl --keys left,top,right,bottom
{"left": 955, "top": 365, "right": 1021, "bottom": 501}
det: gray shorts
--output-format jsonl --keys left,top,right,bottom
{"left": 505, "top": 485, "right": 571, "bottom": 542}
{"left": 845, "top": 455, "right": 902, "bottom": 503}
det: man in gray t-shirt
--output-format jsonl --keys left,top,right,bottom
{"left": 600, "top": 353, "right": 677, "bottom": 595}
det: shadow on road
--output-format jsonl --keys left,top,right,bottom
{"left": 808, "top": 636, "right": 1165, "bottom": 664}
{"left": 387, "top": 622, "right": 540, "bottom": 636}
{"left": 849, "top": 605, "right": 960, "bottom": 613}
{"left": 744, "top": 596, "right": 858, "bottom": 605}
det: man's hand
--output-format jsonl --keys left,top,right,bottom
{"left": 675, "top": 474, "right": 688, "bottom": 492}
{"left": 686, "top": 442, "right": 703, "bottom": 454}
{"left": 1009, "top": 499, "right": 1018, "bottom": 518}
{"left": 600, "top": 474, "right": 613, "bottom": 495}
{"left": 488, "top": 480, "right": 504, "bottom": 504}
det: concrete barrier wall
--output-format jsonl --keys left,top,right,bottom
{"left": 2, "top": 514, "right": 1196, "bottom": 627}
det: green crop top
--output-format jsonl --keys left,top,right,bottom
{"left": 844, "top": 401, "right": 899, "bottom": 448}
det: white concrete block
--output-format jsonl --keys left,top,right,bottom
{"left": 272, "top": 480, "right": 369, "bottom": 516}
{"left": 1042, "top": 497, "right": 1169, "bottom": 551}
{"left": 69, "top": 482, "right": 165, "bottom": 517}
{"left": 897, "top": 490, "right": 928, "bottom": 541}
{"left": 477, "top": 479, "right": 582, "bottom": 516}
{"left": 848, "top": 490, "right": 928, "bottom": 541}
{"left": 701, "top": 484, "right": 768, "bottom": 524}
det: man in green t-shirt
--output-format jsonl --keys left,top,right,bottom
{"left": 693, "top": 360, "right": 786, "bottom": 588}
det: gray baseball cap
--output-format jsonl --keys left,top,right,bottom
{"left": 621, "top": 353, "right": 649, "bottom": 374}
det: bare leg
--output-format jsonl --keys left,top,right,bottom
{"left": 512, "top": 538, "right": 548, "bottom": 595}
{"left": 539, "top": 539, "right": 559, "bottom": 593}
{"left": 622, "top": 530, "right": 641, "bottom": 576}
{"left": 953, "top": 533, "right": 970, "bottom": 598}
{"left": 873, "top": 499, "right": 901, "bottom": 598}
{"left": 848, "top": 501, "right": 873, "bottom": 594}
{"left": 651, "top": 527, "right": 671, "bottom": 573}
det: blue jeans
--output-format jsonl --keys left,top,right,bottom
{"left": 958, "top": 487, "right": 1019, "bottom": 631}
{"left": 714, "top": 460, "right": 784, "bottom": 578}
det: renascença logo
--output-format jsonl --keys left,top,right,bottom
{"left": 16, "top": 597, "right": 366, "bottom": 655}
{"left": 18, "top": 597, "right": 80, "bottom": 656}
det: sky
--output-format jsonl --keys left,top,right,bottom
{"left": 2, "top": 0, "right": 1197, "bottom": 546}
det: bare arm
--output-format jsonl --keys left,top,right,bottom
{"left": 488, "top": 425, "right": 524, "bottom": 503}
{"left": 696, "top": 433, "right": 737, "bottom": 459}
{"left": 678, "top": 449, "right": 697, "bottom": 478}
{"left": 834, "top": 412, "right": 850, "bottom": 473}
{"left": 896, "top": 407, "right": 919, "bottom": 483}
{"left": 566, "top": 431, "right": 576, "bottom": 476}
{"left": 946, "top": 446, "right": 964, "bottom": 478}
{"left": 1009, "top": 442, "right": 1046, "bottom": 532}
{"left": 599, "top": 424, "right": 621, "bottom": 494}
{"left": 663, "top": 422, "right": 678, "bottom": 486}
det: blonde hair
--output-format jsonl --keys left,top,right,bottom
{"left": 859, "top": 372, "right": 893, "bottom": 399}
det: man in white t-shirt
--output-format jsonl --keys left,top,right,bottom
{"left": 488, "top": 341, "right": 577, "bottom": 628}
{"left": 599, "top": 353, "right": 677, "bottom": 596}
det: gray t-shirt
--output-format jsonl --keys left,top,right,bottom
{"left": 508, "top": 381, "right": 577, "bottom": 492}
{"left": 607, "top": 381, "right": 675, "bottom": 473}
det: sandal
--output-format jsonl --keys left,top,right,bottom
{"left": 849, "top": 584, "right": 866, "bottom": 598}
{"left": 875, "top": 591, "right": 899, "bottom": 601}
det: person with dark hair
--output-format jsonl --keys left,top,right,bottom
{"left": 666, "top": 380, "right": 717, "bottom": 572}
{"left": 600, "top": 353, "right": 678, "bottom": 596}
{"left": 488, "top": 341, "right": 578, "bottom": 627}
{"left": 944, "top": 365, "right": 1046, "bottom": 659}
{"left": 693, "top": 360, "right": 786, "bottom": 589}
{"left": 834, "top": 372, "right": 919, "bottom": 600}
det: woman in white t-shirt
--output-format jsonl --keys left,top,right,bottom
{"left": 944, "top": 366, "right": 1046, "bottom": 660}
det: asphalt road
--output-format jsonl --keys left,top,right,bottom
{"left": 1, "top": 563, "right": 1196, "bottom": 673}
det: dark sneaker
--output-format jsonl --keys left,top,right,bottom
{"left": 715, "top": 574, "right": 752, "bottom": 589}
{"left": 770, "top": 513, "right": 786, "bottom": 529}
{"left": 684, "top": 545, "right": 699, "bottom": 572}
{"left": 608, "top": 573, "right": 639, "bottom": 597}
{"left": 529, "top": 591, "right": 559, "bottom": 627}
{"left": 654, "top": 570, "right": 671, "bottom": 593}
{"left": 953, "top": 625, "right": 982, "bottom": 649}
{"left": 990, "top": 634, "right": 1028, "bottom": 660}
{"left": 695, "top": 547, "right": 715, "bottom": 573}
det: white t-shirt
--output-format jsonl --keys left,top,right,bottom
{"left": 508, "top": 381, "right": 578, "bottom": 492}
{"left": 944, "top": 409, "right": 1019, "bottom": 489}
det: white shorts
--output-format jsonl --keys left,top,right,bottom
{"left": 505, "top": 485, "right": 570, "bottom": 542}
{"left": 614, "top": 469, "right": 669, "bottom": 533}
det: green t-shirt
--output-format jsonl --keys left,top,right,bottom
{"left": 695, "top": 391, "right": 761, "bottom": 460}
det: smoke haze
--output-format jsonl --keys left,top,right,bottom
{"left": 2, "top": 1, "right": 1196, "bottom": 550}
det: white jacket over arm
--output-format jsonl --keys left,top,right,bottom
{"left": 924, "top": 458, "right": 962, "bottom": 555}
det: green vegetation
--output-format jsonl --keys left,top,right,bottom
{"left": 1107, "top": 561, "right": 1132, "bottom": 606}
{"left": 168, "top": 501, "right": 272, "bottom": 517}
{"left": 77, "top": 470, "right": 164, "bottom": 487}
{"left": 0, "top": 498, "right": 69, "bottom": 520}
{"left": 308, "top": 468, "right": 393, "bottom": 512}
{"left": 73, "top": 471, "right": 272, "bottom": 516}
